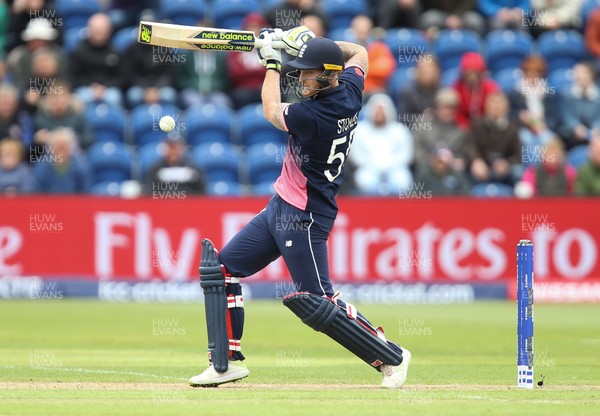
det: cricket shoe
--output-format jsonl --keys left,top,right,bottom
{"left": 189, "top": 361, "right": 249, "bottom": 387}
{"left": 380, "top": 348, "right": 411, "bottom": 389}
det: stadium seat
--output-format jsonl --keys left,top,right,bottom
{"left": 185, "top": 104, "right": 233, "bottom": 147}
{"left": 192, "top": 142, "right": 240, "bottom": 183}
{"left": 548, "top": 68, "right": 574, "bottom": 93}
{"left": 441, "top": 67, "right": 460, "bottom": 87}
{"left": 327, "top": 27, "right": 356, "bottom": 42}
{"left": 112, "top": 26, "right": 138, "bottom": 53}
{"left": 85, "top": 103, "right": 126, "bottom": 144}
{"left": 434, "top": 29, "right": 483, "bottom": 73}
{"left": 252, "top": 180, "right": 275, "bottom": 196}
{"left": 493, "top": 68, "right": 523, "bottom": 93}
{"left": 91, "top": 181, "right": 122, "bottom": 196}
{"left": 471, "top": 182, "right": 514, "bottom": 197}
{"left": 87, "top": 142, "right": 134, "bottom": 185}
{"left": 161, "top": 0, "right": 206, "bottom": 26}
{"left": 384, "top": 28, "right": 429, "bottom": 67}
{"left": 238, "top": 103, "right": 287, "bottom": 146}
{"left": 246, "top": 142, "right": 284, "bottom": 185}
{"left": 137, "top": 142, "right": 166, "bottom": 179}
{"left": 131, "top": 103, "right": 180, "bottom": 147}
{"left": 567, "top": 145, "right": 589, "bottom": 169}
{"left": 206, "top": 180, "right": 244, "bottom": 196}
{"left": 538, "top": 30, "right": 587, "bottom": 72}
{"left": 388, "top": 66, "right": 415, "bottom": 99}
{"left": 485, "top": 30, "right": 534, "bottom": 75}
{"left": 63, "top": 27, "right": 87, "bottom": 54}
{"left": 213, "top": 0, "right": 259, "bottom": 29}
{"left": 322, "top": 0, "right": 367, "bottom": 31}
{"left": 582, "top": 0, "right": 600, "bottom": 26}
{"left": 55, "top": 0, "right": 101, "bottom": 31}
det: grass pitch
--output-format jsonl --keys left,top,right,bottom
{"left": 1, "top": 299, "right": 599, "bottom": 415}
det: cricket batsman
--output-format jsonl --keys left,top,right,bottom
{"left": 189, "top": 26, "right": 411, "bottom": 388}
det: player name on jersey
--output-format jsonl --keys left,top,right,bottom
{"left": 337, "top": 113, "right": 359, "bottom": 134}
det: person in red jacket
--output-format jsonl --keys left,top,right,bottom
{"left": 226, "top": 13, "right": 269, "bottom": 109}
{"left": 453, "top": 52, "right": 500, "bottom": 130}
{"left": 585, "top": 7, "right": 600, "bottom": 60}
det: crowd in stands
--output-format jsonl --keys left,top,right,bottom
{"left": 1, "top": 0, "right": 600, "bottom": 197}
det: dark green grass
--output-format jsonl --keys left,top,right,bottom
{"left": 1, "top": 300, "right": 599, "bottom": 415}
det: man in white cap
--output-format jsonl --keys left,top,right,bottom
{"left": 7, "top": 18, "right": 68, "bottom": 91}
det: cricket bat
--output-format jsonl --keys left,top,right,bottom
{"left": 138, "top": 21, "right": 286, "bottom": 52}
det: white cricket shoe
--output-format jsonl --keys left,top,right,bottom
{"left": 189, "top": 361, "right": 249, "bottom": 387}
{"left": 380, "top": 348, "right": 411, "bottom": 389}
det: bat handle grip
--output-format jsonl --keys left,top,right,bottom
{"left": 255, "top": 38, "right": 287, "bottom": 50}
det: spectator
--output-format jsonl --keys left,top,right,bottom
{"left": 300, "top": 14, "right": 326, "bottom": 38}
{"left": 264, "top": 0, "right": 325, "bottom": 32}
{"left": 33, "top": 81, "right": 92, "bottom": 149}
{"left": 107, "top": 0, "right": 147, "bottom": 31}
{"left": 465, "top": 92, "right": 522, "bottom": 186}
{"left": 420, "top": 0, "right": 486, "bottom": 36}
{"left": 70, "top": 13, "right": 123, "bottom": 106}
{"left": 415, "top": 147, "right": 471, "bottom": 195}
{"left": 350, "top": 94, "right": 413, "bottom": 195}
{"left": 519, "top": 137, "right": 577, "bottom": 195}
{"left": 6, "top": 0, "right": 48, "bottom": 51}
{"left": 413, "top": 88, "right": 468, "bottom": 173}
{"left": 397, "top": 56, "right": 440, "bottom": 128}
{"left": 0, "top": 138, "right": 35, "bottom": 195}
{"left": 120, "top": 31, "right": 177, "bottom": 108}
{"left": 6, "top": 18, "right": 67, "bottom": 91}
{"left": 0, "top": 83, "right": 33, "bottom": 147}
{"left": 585, "top": 7, "right": 600, "bottom": 61}
{"left": 147, "top": 136, "right": 205, "bottom": 195}
{"left": 453, "top": 52, "right": 500, "bottom": 129}
{"left": 508, "top": 55, "right": 559, "bottom": 161}
{"left": 33, "top": 128, "right": 91, "bottom": 193}
{"left": 557, "top": 62, "right": 600, "bottom": 150}
{"left": 350, "top": 15, "right": 396, "bottom": 97}
{"left": 575, "top": 136, "right": 600, "bottom": 195}
{"left": 377, "top": 0, "right": 422, "bottom": 30}
{"left": 226, "top": 13, "right": 268, "bottom": 109}
{"left": 478, "top": 0, "right": 528, "bottom": 30}
{"left": 529, "top": 0, "right": 583, "bottom": 35}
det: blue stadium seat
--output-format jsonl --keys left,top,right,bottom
{"left": 388, "top": 66, "right": 415, "bottom": 99}
{"left": 252, "top": 180, "right": 275, "bottom": 195}
{"left": 582, "top": 0, "right": 600, "bottom": 26}
{"left": 63, "top": 27, "right": 86, "bottom": 54}
{"left": 55, "top": 0, "right": 101, "bottom": 31}
{"left": 327, "top": 27, "right": 356, "bottom": 42}
{"left": 185, "top": 104, "right": 233, "bottom": 146}
{"left": 91, "top": 181, "right": 122, "bottom": 196}
{"left": 567, "top": 145, "right": 589, "bottom": 169}
{"left": 548, "top": 68, "right": 574, "bottom": 92}
{"left": 161, "top": 0, "right": 206, "bottom": 26}
{"left": 131, "top": 103, "right": 180, "bottom": 147}
{"left": 434, "top": 29, "right": 483, "bottom": 73}
{"left": 322, "top": 0, "right": 367, "bottom": 31}
{"left": 384, "top": 28, "right": 429, "bottom": 67}
{"left": 213, "top": 0, "right": 259, "bottom": 29}
{"left": 246, "top": 142, "right": 283, "bottom": 185}
{"left": 472, "top": 182, "right": 514, "bottom": 197}
{"left": 538, "top": 30, "right": 587, "bottom": 72}
{"left": 137, "top": 142, "right": 166, "bottom": 179}
{"left": 493, "top": 68, "right": 523, "bottom": 93}
{"left": 85, "top": 103, "right": 126, "bottom": 144}
{"left": 441, "top": 67, "right": 460, "bottom": 87}
{"left": 206, "top": 180, "right": 243, "bottom": 196}
{"left": 87, "top": 142, "right": 134, "bottom": 185}
{"left": 259, "top": 0, "right": 284, "bottom": 11}
{"left": 192, "top": 142, "right": 240, "bottom": 183}
{"left": 485, "top": 30, "right": 534, "bottom": 75}
{"left": 112, "top": 26, "right": 137, "bottom": 53}
{"left": 238, "top": 103, "right": 287, "bottom": 146}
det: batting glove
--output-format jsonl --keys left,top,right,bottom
{"left": 282, "top": 25, "right": 315, "bottom": 56}
{"left": 257, "top": 29, "right": 282, "bottom": 73}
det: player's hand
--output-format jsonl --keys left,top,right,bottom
{"left": 257, "top": 29, "right": 282, "bottom": 73}
{"left": 282, "top": 25, "right": 315, "bottom": 56}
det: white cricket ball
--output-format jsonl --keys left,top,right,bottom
{"left": 159, "top": 115, "right": 176, "bottom": 132}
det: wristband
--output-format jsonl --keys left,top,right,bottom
{"left": 266, "top": 60, "right": 281, "bottom": 73}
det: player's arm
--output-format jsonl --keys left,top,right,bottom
{"left": 262, "top": 69, "right": 290, "bottom": 132}
{"left": 335, "top": 41, "right": 368, "bottom": 75}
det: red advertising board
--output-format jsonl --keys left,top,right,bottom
{"left": 1, "top": 197, "right": 599, "bottom": 283}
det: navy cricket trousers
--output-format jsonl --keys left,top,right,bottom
{"left": 219, "top": 194, "right": 335, "bottom": 297}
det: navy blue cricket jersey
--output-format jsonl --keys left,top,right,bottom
{"left": 276, "top": 66, "right": 365, "bottom": 219}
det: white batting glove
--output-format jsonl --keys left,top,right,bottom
{"left": 282, "top": 25, "right": 315, "bottom": 56}
{"left": 257, "top": 30, "right": 282, "bottom": 73}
